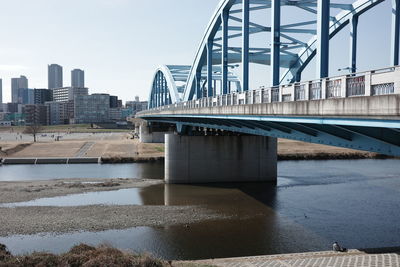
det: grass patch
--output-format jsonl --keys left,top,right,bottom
{"left": 154, "top": 146, "right": 165, "bottom": 153}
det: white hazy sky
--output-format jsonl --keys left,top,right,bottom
{"left": 0, "top": 0, "right": 394, "bottom": 103}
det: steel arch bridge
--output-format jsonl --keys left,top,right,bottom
{"left": 143, "top": 0, "right": 400, "bottom": 157}
{"left": 148, "top": 0, "right": 400, "bottom": 108}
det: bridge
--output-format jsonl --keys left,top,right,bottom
{"left": 137, "top": 0, "right": 400, "bottom": 184}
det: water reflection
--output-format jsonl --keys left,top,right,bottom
{"left": 0, "top": 162, "right": 164, "bottom": 181}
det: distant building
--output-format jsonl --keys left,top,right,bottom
{"left": 0, "top": 103, "right": 7, "bottom": 113}
{"left": 109, "top": 107, "right": 123, "bottom": 121}
{"left": 17, "top": 88, "right": 34, "bottom": 105}
{"left": 0, "top": 78, "right": 2, "bottom": 104}
{"left": 11, "top": 76, "right": 28, "bottom": 103}
{"left": 34, "top": 89, "right": 52, "bottom": 104}
{"left": 74, "top": 94, "right": 110, "bottom": 124}
{"left": 0, "top": 121, "right": 12, "bottom": 127}
{"left": 46, "top": 101, "right": 74, "bottom": 125}
{"left": 6, "top": 103, "right": 19, "bottom": 113}
{"left": 109, "top": 95, "right": 119, "bottom": 108}
{"left": 52, "top": 87, "right": 88, "bottom": 102}
{"left": 23, "top": 104, "right": 48, "bottom": 126}
{"left": 48, "top": 64, "right": 63, "bottom": 89}
{"left": 71, "top": 69, "right": 85, "bottom": 88}
{"left": 125, "top": 96, "right": 148, "bottom": 115}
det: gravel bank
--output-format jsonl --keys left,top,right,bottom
{"left": 0, "top": 205, "right": 223, "bottom": 237}
{"left": 0, "top": 178, "right": 162, "bottom": 204}
{"left": 0, "top": 178, "right": 227, "bottom": 237}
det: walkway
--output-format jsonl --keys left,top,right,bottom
{"left": 74, "top": 142, "right": 95, "bottom": 157}
{"left": 189, "top": 249, "right": 400, "bottom": 267}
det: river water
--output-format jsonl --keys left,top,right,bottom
{"left": 0, "top": 159, "right": 399, "bottom": 260}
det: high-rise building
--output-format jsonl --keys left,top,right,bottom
{"left": 48, "top": 64, "right": 63, "bottom": 89}
{"left": 46, "top": 101, "right": 74, "bottom": 125}
{"left": 74, "top": 94, "right": 110, "bottom": 124}
{"left": 52, "top": 87, "right": 88, "bottom": 102}
{"left": 23, "top": 104, "right": 48, "bottom": 126}
{"left": 71, "top": 69, "right": 84, "bottom": 88}
{"left": 34, "top": 89, "right": 52, "bottom": 104}
{"left": 109, "top": 95, "right": 119, "bottom": 108}
{"left": 11, "top": 76, "right": 28, "bottom": 103}
{"left": 0, "top": 78, "right": 2, "bottom": 104}
{"left": 17, "top": 88, "right": 34, "bottom": 104}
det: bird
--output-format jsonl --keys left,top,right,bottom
{"left": 333, "top": 242, "right": 347, "bottom": 252}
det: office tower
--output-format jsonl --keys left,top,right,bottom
{"left": 74, "top": 94, "right": 110, "bottom": 124}
{"left": 11, "top": 76, "right": 28, "bottom": 103}
{"left": 48, "top": 64, "right": 63, "bottom": 89}
{"left": 52, "top": 87, "right": 88, "bottom": 102}
{"left": 23, "top": 104, "right": 48, "bottom": 125}
{"left": 109, "top": 95, "right": 118, "bottom": 108}
{"left": 71, "top": 69, "right": 85, "bottom": 88}
{"left": 17, "top": 88, "right": 34, "bottom": 104}
{"left": 34, "top": 89, "right": 52, "bottom": 104}
{"left": 0, "top": 78, "right": 2, "bottom": 104}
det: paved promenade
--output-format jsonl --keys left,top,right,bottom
{"left": 189, "top": 249, "right": 400, "bottom": 267}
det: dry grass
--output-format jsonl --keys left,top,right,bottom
{"left": 0, "top": 243, "right": 170, "bottom": 267}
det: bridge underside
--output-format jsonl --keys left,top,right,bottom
{"left": 143, "top": 115, "right": 400, "bottom": 157}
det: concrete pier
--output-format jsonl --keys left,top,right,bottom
{"left": 165, "top": 134, "right": 277, "bottom": 184}
{"left": 139, "top": 122, "right": 173, "bottom": 143}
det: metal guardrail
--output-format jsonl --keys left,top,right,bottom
{"left": 145, "top": 66, "right": 399, "bottom": 113}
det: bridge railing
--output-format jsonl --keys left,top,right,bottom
{"left": 149, "top": 66, "right": 400, "bottom": 112}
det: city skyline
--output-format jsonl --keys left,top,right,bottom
{"left": 0, "top": 0, "right": 217, "bottom": 104}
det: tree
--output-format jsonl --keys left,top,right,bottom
{"left": 24, "top": 124, "right": 43, "bottom": 142}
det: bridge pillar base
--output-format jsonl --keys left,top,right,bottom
{"left": 165, "top": 134, "right": 277, "bottom": 184}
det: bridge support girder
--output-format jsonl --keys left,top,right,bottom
{"left": 317, "top": 0, "right": 330, "bottom": 78}
{"left": 392, "top": 0, "right": 400, "bottom": 66}
{"left": 271, "top": 0, "right": 281, "bottom": 86}
{"left": 165, "top": 134, "right": 277, "bottom": 184}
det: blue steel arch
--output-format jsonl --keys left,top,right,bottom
{"left": 179, "top": 0, "right": 389, "bottom": 101}
{"left": 149, "top": 65, "right": 241, "bottom": 107}
{"left": 148, "top": 65, "right": 187, "bottom": 109}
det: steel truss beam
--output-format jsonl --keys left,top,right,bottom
{"left": 143, "top": 116, "right": 400, "bottom": 156}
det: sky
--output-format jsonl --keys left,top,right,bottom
{"left": 0, "top": 0, "right": 394, "bottom": 104}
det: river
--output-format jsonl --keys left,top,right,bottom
{"left": 0, "top": 159, "right": 399, "bottom": 260}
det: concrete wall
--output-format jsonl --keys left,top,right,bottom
{"left": 165, "top": 134, "right": 277, "bottom": 184}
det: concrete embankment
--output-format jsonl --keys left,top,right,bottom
{"left": 188, "top": 247, "right": 400, "bottom": 267}
{"left": 1, "top": 157, "right": 101, "bottom": 165}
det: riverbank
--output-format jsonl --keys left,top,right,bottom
{"left": 2, "top": 243, "right": 399, "bottom": 267}
{"left": 1, "top": 136, "right": 392, "bottom": 163}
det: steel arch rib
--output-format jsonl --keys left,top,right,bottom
{"left": 183, "top": 0, "right": 236, "bottom": 102}
{"left": 148, "top": 65, "right": 182, "bottom": 108}
{"left": 281, "top": 0, "right": 385, "bottom": 83}
{"left": 182, "top": 0, "right": 385, "bottom": 102}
